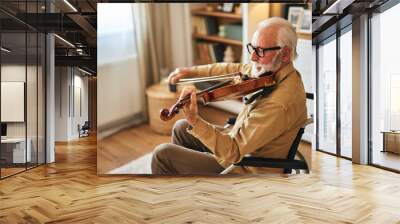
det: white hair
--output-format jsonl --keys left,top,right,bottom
{"left": 258, "top": 17, "right": 298, "bottom": 61}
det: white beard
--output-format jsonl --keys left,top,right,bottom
{"left": 250, "top": 52, "right": 282, "bottom": 77}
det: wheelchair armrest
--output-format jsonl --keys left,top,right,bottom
{"left": 235, "top": 157, "right": 308, "bottom": 170}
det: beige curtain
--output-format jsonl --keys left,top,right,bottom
{"left": 132, "top": 4, "right": 172, "bottom": 85}
{"left": 132, "top": 3, "right": 172, "bottom": 120}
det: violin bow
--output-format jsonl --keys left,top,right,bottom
{"left": 176, "top": 72, "right": 242, "bottom": 84}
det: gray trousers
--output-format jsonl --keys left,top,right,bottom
{"left": 151, "top": 119, "right": 224, "bottom": 175}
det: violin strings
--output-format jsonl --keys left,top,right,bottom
{"left": 176, "top": 76, "right": 237, "bottom": 85}
{"left": 178, "top": 72, "right": 241, "bottom": 82}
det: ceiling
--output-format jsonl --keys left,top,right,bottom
{"left": 0, "top": 0, "right": 100, "bottom": 74}
{"left": 312, "top": 0, "right": 391, "bottom": 44}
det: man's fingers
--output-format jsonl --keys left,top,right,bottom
{"left": 180, "top": 87, "right": 197, "bottom": 116}
{"left": 168, "top": 74, "right": 177, "bottom": 84}
{"left": 177, "top": 86, "right": 198, "bottom": 125}
{"left": 170, "top": 74, "right": 180, "bottom": 84}
{"left": 179, "top": 86, "right": 191, "bottom": 100}
{"left": 179, "top": 86, "right": 196, "bottom": 99}
{"left": 168, "top": 68, "right": 188, "bottom": 84}
{"left": 190, "top": 91, "right": 197, "bottom": 111}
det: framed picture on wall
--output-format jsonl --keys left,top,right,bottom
{"left": 287, "top": 7, "right": 304, "bottom": 31}
{"left": 221, "top": 3, "right": 234, "bottom": 13}
{"left": 299, "top": 10, "right": 312, "bottom": 33}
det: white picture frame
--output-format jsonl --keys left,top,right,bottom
{"left": 299, "top": 10, "right": 312, "bottom": 33}
{"left": 288, "top": 7, "right": 304, "bottom": 31}
{"left": 1, "top": 81, "right": 25, "bottom": 122}
{"left": 221, "top": 3, "right": 234, "bottom": 13}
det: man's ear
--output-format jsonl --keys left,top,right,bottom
{"left": 282, "top": 47, "right": 291, "bottom": 63}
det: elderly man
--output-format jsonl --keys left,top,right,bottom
{"left": 151, "top": 17, "right": 307, "bottom": 174}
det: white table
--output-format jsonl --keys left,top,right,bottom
{"left": 1, "top": 138, "right": 31, "bottom": 163}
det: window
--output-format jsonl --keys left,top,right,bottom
{"left": 98, "top": 3, "right": 136, "bottom": 65}
{"left": 339, "top": 29, "right": 352, "bottom": 158}
{"left": 317, "top": 37, "right": 337, "bottom": 154}
{"left": 370, "top": 3, "right": 400, "bottom": 171}
{"left": 0, "top": 1, "right": 46, "bottom": 179}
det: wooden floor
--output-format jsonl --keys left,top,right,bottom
{"left": 97, "top": 124, "right": 170, "bottom": 174}
{"left": 1, "top": 167, "right": 26, "bottom": 178}
{"left": 372, "top": 150, "right": 400, "bottom": 171}
{"left": 1, "top": 163, "right": 46, "bottom": 178}
{"left": 1, "top": 127, "right": 400, "bottom": 223}
{"left": 97, "top": 106, "right": 237, "bottom": 174}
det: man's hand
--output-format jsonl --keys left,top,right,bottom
{"left": 180, "top": 86, "right": 198, "bottom": 126}
{"left": 167, "top": 67, "right": 191, "bottom": 84}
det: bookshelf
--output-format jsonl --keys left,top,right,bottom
{"left": 188, "top": 3, "right": 312, "bottom": 65}
{"left": 190, "top": 4, "right": 244, "bottom": 65}
{"left": 192, "top": 34, "right": 242, "bottom": 46}
{"left": 191, "top": 8, "right": 242, "bottom": 20}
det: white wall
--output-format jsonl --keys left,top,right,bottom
{"left": 73, "top": 73, "right": 89, "bottom": 138}
{"left": 55, "top": 67, "right": 69, "bottom": 141}
{"left": 55, "top": 67, "right": 89, "bottom": 141}
{"left": 75, "top": 72, "right": 89, "bottom": 136}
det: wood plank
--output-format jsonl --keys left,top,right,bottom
{"left": 193, "top": 34, "right": 242, "bottom": 46}
{"left": 191, "top": 8, "right": 242, "bottom": 20}
{"left": 1, "top": 129, "right": 400, "bottom": 223}
{"left": 98, "top": 105, "right": 233, "bottom": 174}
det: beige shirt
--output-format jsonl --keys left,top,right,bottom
{"left": 187, "top": 62, "right": 308, "bottom": 173}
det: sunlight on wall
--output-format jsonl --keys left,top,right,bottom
{"left": 98, "top": 3, "right": 143, "bottom": 131}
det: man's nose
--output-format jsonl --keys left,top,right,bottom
{"left": 250, "top": 51, "right": 258, "bottom": 62}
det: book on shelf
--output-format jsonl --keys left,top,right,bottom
{"left": 208, "top": 44, "right": 216, "bottom": 63}
{"left": 213, "top": 44, "right": 226, "bottom": 62}
{"left": 204, "top": 17, "right": 218, "bottom": 35}
{"left": 192, "top": 16, "right": 207, "bottom": 35}
{"left": 192, "top": 16, "right": 219, "bottom": 36}
{"left": 219, "top": 24, "right": 242, "bottom": 41}
{"left": 195, "top": 42, "right": 227, "bottom": 64}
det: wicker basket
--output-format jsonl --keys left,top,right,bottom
{"left": 146, "top": 83, "right": 184, "bottom": 135}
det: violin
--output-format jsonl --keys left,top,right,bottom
{"left": 160, "top": 72, "right": 276, "bottom": 121}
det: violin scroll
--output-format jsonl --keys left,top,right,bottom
{"left": 160, "top": 108, "right": 172, "bottom": 121}
{"left": 160, "top": 101, "right": 184, "bottom": 121}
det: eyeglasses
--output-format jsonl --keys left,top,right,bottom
{"left": 246, "top": 43, "right": 281, "bottom": 58}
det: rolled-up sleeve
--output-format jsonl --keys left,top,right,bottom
{"left": 187, "top": 102, "right": 287, "bottom": 167}
{"left": 191, "top": 63, "right": 252, "bottom": 77}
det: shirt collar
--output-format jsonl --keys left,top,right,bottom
{"left": 243, "top": 62, "right": 295, "bottom": 105}
{"left": 274, "top": 62, "right": 295, "bottom": 84}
